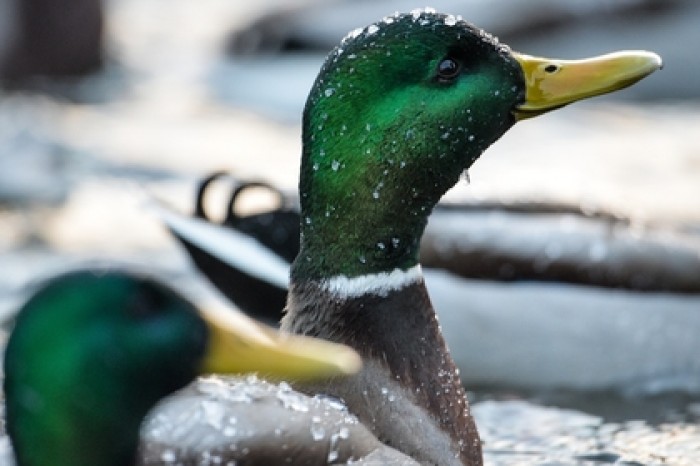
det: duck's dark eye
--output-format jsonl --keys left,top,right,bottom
{"left": 437, "top": 58, "right": 460, "bottom": 82}
{"left": 544, "top": 64, "right": 559, "bottom": 73}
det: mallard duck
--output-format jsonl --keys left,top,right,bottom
{"left": 3, "top": 270, "right": 361, "bottom": 465}
{"left": 183, "top": 172, "right": 300, "bottom": 323}
{"left": 6, "top": 8, "right": 662, "bottom": 466}
{"left": 151, "top": 8, "right": 660, "bottom": 465}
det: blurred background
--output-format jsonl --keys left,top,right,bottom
{"left": 1, "top": 0, "right": 699, "bottom": 463}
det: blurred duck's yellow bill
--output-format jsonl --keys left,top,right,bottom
{"left": 199, "top": 303, "right": 361, "bottom": 381}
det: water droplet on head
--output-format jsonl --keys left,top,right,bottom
{"left": 348, "top": 28, "right": 363, "bottom": 40}
{"left": 461, "top": 170, "right": 471, "bottom": 184}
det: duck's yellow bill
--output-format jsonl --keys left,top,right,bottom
{"left": 513, "top": 50, "right": 662, "bottom": 121}
{"left": 198, "top": 303, "right": 361, "bottom": 381}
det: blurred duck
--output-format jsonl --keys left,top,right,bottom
{"left": 3, "top": 270, "right": 365, "bottom": 465}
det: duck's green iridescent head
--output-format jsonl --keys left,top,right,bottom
{"left": 294, "top": 9, "right": 660, "bottom": 280}
{"left": 4, "top": 272, "right": 206, "bottom": 466}
{"left": 4, "top": 271, "right": 361, "bottom": 466}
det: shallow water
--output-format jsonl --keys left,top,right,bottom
{"left": 1, "top": 0, "right": 700, "bottom": 464}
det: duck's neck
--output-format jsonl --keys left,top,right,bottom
{"left": 282, "top": 268, "right": 482, "bottom": 466}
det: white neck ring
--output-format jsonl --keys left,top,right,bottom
{"left": 321, "top": 265, "right": 423, "bottom": 298}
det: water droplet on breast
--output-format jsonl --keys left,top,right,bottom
{"left": 310, "top": 419, "right": 326, "bottom": 441}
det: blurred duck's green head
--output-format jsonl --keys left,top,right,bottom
{"left": 4, "top": 271, "right": 360, "bottom": 466}
{"left": 295, "top": 9, "right": 660, "bottom": 280}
